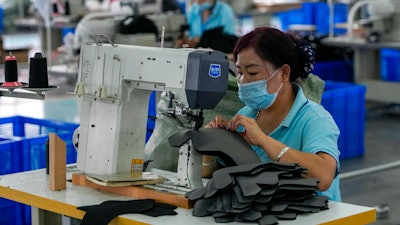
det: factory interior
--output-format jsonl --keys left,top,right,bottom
{"left": 1, "top": 0, "right": 400, "bottom": 225}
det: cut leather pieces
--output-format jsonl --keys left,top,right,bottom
{"left": 187, "top": 162, "right": 329, "bottom": 224}
{"left": 192, "top": 198, "right": 214, "bottom": 217}
{"left": 204, "top": 178, "right": 218, "bottom": 198}
{"left": 212, "top": 162, "right": 304, "bottom": 191}
{"left": 185, "top": 186, "right": 206, "bottom": 201}
{"left": 258, "top": 214, "right": 279, "bottom": 225}
{"left": 168, "top": 128, "right": 261, "bottom": 167}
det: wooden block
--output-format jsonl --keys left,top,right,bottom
{"left": 49, "top": 133, "right": 66, "bottom": 191}
{"left": 72, "top": 173, "right": 193, "bottom": 209}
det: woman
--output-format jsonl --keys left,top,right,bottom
{"left": 203, "top": 27, "right": 341, "bottom": 202}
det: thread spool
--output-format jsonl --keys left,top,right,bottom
{"left": 29, "top": 52, "right": 49, "bottom": 88}
{"left": 1, "top": 53, "right": 22, "bottom": 87}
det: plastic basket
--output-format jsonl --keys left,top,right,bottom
{"left": 0, "top": 198, "right": 29, "bottom": 225}
{"left": 321, "top": 81, "right": 366, "bottom": 160}
{"left": 0, "top": 138, "right": 23, "bottom": 175}
{"left": 0, "top": 116, "right": 78, "bottom": 172}
{"left": 277, "top": 2, "right": 316, "bottom": 31}
{"left": 0, "top": 116, "right": 78, "bottom": 225}
{"left": 312, "top": 60, "right": 354, "bottom": 82}
{"left": 315, "top": 2, "right": 348, "bottom": 36}
{"left": 380, "top": 49, "right": 400, "bottom": 82}
{"left": 146, "top": 91, "right": 157, "bottom": 142}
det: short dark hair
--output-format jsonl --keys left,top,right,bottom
{"left": 233, "top": 26, "right": 314, "bottom": 81}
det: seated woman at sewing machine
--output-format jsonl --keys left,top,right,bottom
{"left": 202, "top": 26, "right": 341, "bottom": 202}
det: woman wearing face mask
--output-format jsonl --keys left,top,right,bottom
{"left": 178, "top": 0, "right": 236, "bottom": 48}
{"left": 203, "top": 27, "right": 341, "bottom": 202}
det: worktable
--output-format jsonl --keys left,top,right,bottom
{"left": 322, "top": 36, "right": 400, "bottom": 104}
{"left": 0, "top": 166, "right": 376, "bottom": 225}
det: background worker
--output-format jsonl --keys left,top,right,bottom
{"left": 177, "top": 0, "right": 237, "bottom": 49}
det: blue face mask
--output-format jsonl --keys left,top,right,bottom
{"left": 197, "top": 1, "right": 212, "bottom": 12}
{"left": 237, "top": 68, "right": 283, "bottom": 110}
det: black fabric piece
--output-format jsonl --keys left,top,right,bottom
{"left": 287, "top": 205, "right": 322, "bottom": 213}
{"left": 232, "top": 184, "right": 254, "bottom": 204}
{"left": 231, "top": 191, "right": 251, "bottom": 212}
{"left": 234, "top": 207, "right": 262, "bottom": 222}
{"left": 195, "top": 27, "right": 239, "bottom": 53}
{"left": 213, "top": 211, "right": 230, "bottom": 218}
{"left": 186, "top": 186, "right": 206, "bottom": 201}
{"left": 212, "top": 162, "right": 301, "bottom": 190}
{"left": 271, "top": 212, "right": 297, "bottom": 220}
{"left": 216, "top": 191, "right": 232, "bottom": 212}
{"left": 258, "top": 214, "right": 279, "bottom": 225}
{"left": 78, "top": 199, "right": 155, "bottom": 225}
{"left": 77, "top": 199, "right": 177, "bottom": 225}
{"left": 269, "top": 204, "right": 288, "bottom": 214}
{"left": 214, "top": 214, "right": 235, "bottom": 223}
{"left": 204, "top": 178, "right": 218, "bottom": 198}
{"left": 168, "top": 128, "right": 261, "bottom": 167}
{"left": 278, "top": 177, "right": 319, "bottom": 188}
{"left": 259, "top": 187, "right": 276, "bottom": 196}
{"left": 253, "top": 195, "right": 273, "bottom": 204}
{"left": 119, "top": 15, "right": 158, "bottom": 37}
{"left": 253, "top": 203, "right": 270, "bottom": 212}
{"left": 281, "top": 191, "right": 316, "bottom": 201}
{"left": 140, "top": 202, "right": 178, "bottom": 217}
{"left": 234, "top": 171, "right": 283, "bottom": 197}
{"left": 192, "top": 198, "right": 214, "bottom": 217}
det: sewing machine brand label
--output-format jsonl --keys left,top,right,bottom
{"left": 209, "top": 64, "right": 221, "bottom": 78}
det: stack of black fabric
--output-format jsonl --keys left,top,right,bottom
{"left": 186, "top": 162, "right": 329, "bottom": 225}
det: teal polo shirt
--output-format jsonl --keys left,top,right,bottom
{"left": 186, "top": 0, "right": 236, "bottom": 39}
{"left": 236, "top": 86, "right": 341, "bottom": 202}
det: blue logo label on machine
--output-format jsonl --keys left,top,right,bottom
{"left": 209, "top": 64, "right": 221, "bottom": 78}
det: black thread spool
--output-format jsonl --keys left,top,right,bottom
{"left": 1, "top": 53, "right": 20, "bottom": 87}
{"left": 65, "top": 0, "right": 70, "bottom": 16}
{"left": 29, "top": 53, "right": 49, "bottom": 88}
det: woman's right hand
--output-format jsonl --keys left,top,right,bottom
{"left": 204, "top": 115, "right": 230, "bottom": 129}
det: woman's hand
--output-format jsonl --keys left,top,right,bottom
{"left": 229, "top": 114, "right": 267, "bottom": 146}
{"left": 204, "top": 115, "right": 230, "bottom": 129}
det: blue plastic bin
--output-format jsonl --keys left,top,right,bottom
{"left": 315, "top": 2, "right": 348, "bottom": 36}
{"left": 0, "top": 116, "right": 78, "bottom": 225}
{"left": 146, "top": 91, "right": 157, "bottom": 142}
{"left": 277, "top": 2, "right": 347, "bottom": 36}
{"left": 321, "top": 81, "right": 366, "bottom": 160}
{"left": 0, "top": 116, "right": 78, "bottom": 171}
{"left": 380, "top": 49, "right": 400, "bottom": 82}
{"left": 312, "top": 60, "right": 354, "bottom": 82}
{"left": 277, "top": 3, "right": 315, "bottom": 30}
{"left": 0, "top": 138, "right": 23, "bottom": 175}
{"left": 277, "top": 2, "right": 316, "bottom": 31}
{"left": 0, "top": 198, "right": 28, "bottom": 225}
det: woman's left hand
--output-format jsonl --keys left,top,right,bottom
{"left": 229, "top": 114, "right": 266, "bottom": 146}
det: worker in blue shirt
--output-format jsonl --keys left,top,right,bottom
{"left": 202, "top": 27, "right": 341, "bottom": 202}
{"left": 178, "top": 0, "right": 236, "bottom": 48}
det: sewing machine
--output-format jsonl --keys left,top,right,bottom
{"left": 346, "top": 0, "right": 400, "bottom": 42}
{"left": 74, "top": 43, "right": 229, "bottom": 189}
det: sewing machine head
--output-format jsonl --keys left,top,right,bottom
{"left": 74, "top": 43, "right": 229, "bottom": 175}
{"left": 347, "top": 0, "right": 400, "bottom": 42}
